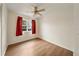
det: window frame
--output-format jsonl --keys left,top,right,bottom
{"left": 22, "top": 18, "right": 32, "bottom": 32}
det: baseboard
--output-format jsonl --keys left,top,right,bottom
{"left": 73, "top": 52, "right": 79, "bottom": 56}
{"left": 8, "top": 37, "right": 39, "bottom": 47}
{"left": 38, "top": 37, "right": 73, "bottom": 54}
{"left": 2, "top": 45, "right": 8, "bottom": 56}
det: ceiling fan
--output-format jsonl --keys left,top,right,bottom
{"left": 32, "top": 6, "right": 45, "bottom": 16}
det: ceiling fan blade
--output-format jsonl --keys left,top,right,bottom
{"left": 33, "top": 6, "right": 38, "bottom": 14}
{"left": 37, "top": 12, "right": 42, "bottom": 16}
{"left": 38, "top": 9, "right": 45, "bottom": 12}
{"left": 32, "top": 11, "right": 37, "bottom": 16}
{"left": 34, "top": 6, "right": 38, "bottom": 10}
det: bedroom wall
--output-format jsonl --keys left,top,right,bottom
{"left": 0, "top": 4, "right": 2, "bottom": 56}
{"left": 73, "top": 4, "right": 79, "bottom": 56}
{"left": 2, "top": 4, "right": 8, "bottom": 56}
{"left": 7, "top": 10, "right": 39, "bottom": 45}
{"left": 38, "top": 4, "right": 74, "bottom": 51}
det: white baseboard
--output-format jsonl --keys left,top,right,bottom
{"left": 73, "top": 52, "right": 79, "bottom": 56}
{"left": 39, "top": 37, "right": 73, "bottom": 52}
{"left": 2, "top": 45, "right": 8, "bottom": 56}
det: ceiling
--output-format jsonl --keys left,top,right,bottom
{"left": 6, "top": 3, "right": 44, "bottom": 16}
{"left": 6, "top": 3, "right": 72, "bottom": 17}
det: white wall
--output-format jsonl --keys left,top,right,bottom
{"left": 0, "top": 4, "right": 2, "bottom": 56}
{"left": 7, "top": 10, "right": 39, "bottom": 45}
{"left": 73, "top": 4, "right": 79, "bottom": 56}
{"left": 2, "top": 4, "right": 8, "bottom": 56}
{"left": 38, "top": 4, "right": 74, "bottom": 51}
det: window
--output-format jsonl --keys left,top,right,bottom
{"left": 22, "top": 19, "right": 32, "bottom": 32}
{"left": 22, "top": 20, "right": 27, "bottom": 31}
{"left": 28, "top": 20, "right": 32, "bottom": 31}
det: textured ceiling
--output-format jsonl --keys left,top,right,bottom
{"left": 6, "top": 3, "right": 72, "bottom": 16}
{"left": 6, "top": 3, "right": 44, "bottom": 15}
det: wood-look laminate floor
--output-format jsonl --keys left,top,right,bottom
{"left": 5, "top": 38, "right": 73, "bottom": 56}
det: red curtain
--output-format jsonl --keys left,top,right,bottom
{"left": 32, "top": 20, "right": 36, "bottom": 34}
{"left": 16, "top": 16, "right": 23, "bottom": 36}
